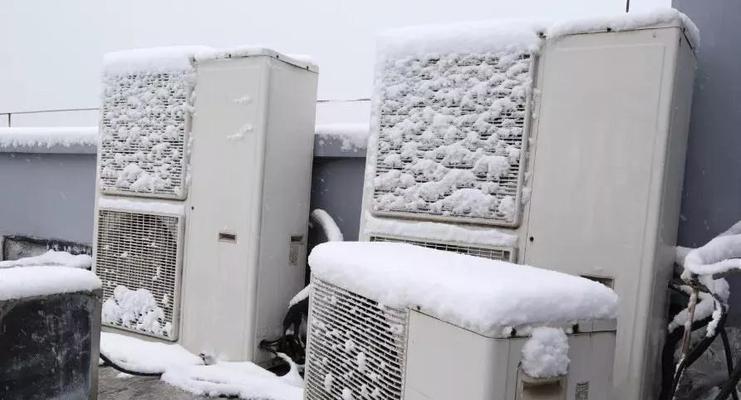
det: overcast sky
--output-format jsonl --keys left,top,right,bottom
{"left": 0, "top": 0, "right": 669, "bottom": 119}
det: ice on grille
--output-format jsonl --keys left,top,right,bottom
{"left": 99, "top": 48, "right": 196, "bottom": 198}
{"left": 309, "top": 242, "right": 617, "bottom": 336}
{"left": 370, "top": 34, "right": 534, "bottom": 226}
{"left": 102, "top": 285, "right": 172, "bottom": 337}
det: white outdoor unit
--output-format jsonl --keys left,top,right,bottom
{"left": 358, "top": 11, "right": 697, "bottom": 400}
{"left": 93, "top": 47, "right": 318, "bottom": 362}
{"left": 304, "top": 242, "right": 618, "bottom": 400}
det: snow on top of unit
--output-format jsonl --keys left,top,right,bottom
{"left": 194, "top": 46, "right": 318, "bottom": 71}
{"left": 100, "top": 332, "right": 202, "bottom": 374}
{"left": 362, "top": 211, "right": 518, "bottom": 247}
{"left": 309, "top": 242, "right": 617, "bottom": 336}
{"left": 548, "top": 8, "right": 699, "bottom": 48}
{"left": 103, "top": 46, "right": 212, "bottom": 74}
{"left": 97, "top": 196, "right": 185, "bottom": 216}
{"left": 377, "top": 8, "right": 697, "bottom": 61}
{"left": 315, "top": 123, "right": 370, "bottom": 151}
{"left": 377, "top": 19, "right": 546, "bottom": 60}
{"left": 0, "top": 127, "right": 97, "bottom": 152}
{"left": 520, "top": 327, "right": 570, "bottom": 378}
{"left": 0, "top": 250, "right": 92, "bottom": 269}
{"left": 0, "top": 266, "right": 101, "bottom": 301}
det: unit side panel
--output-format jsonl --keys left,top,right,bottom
{"left": 252, "top": 60, "right": 317, "bottom": 361}
{"left": 522, "top": 28, "right": 682, "bottom": 400}
{"left": 180, "top": 59, "right": 269, "bottom": 360}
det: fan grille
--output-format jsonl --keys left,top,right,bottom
{"left": 306, "top": 279, "right": 408, "bottom": 400}
{"left": 95, "top": 208, "right": 182, "bottom": 340}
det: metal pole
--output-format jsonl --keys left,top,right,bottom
{"left": 626, "top": 0, "right": 630, "bottom": 13}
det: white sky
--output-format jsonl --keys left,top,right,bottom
{"left": 0, "top": 0, "right": 669, "bottom": 120}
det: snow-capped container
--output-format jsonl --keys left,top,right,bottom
{"left": 358, "top": 9, "right": 698, "bottom": 399}
{"left": 93, "top": 46, "right": 318, "bottom": 363}
{"left": 0, "top": 267, "right": 101, "bottom": 399}
{"left": 304, "top": 242, "right": 617, "bottom": 400}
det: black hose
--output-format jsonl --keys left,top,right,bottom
{"left": 99, "top": 351, "right": 163, "bottom": 377}
{"left": 715, "top": 358, "right": 741, "bottom": 400}
{"left": 719, "top": 328, "right": 739, "bottom": 400}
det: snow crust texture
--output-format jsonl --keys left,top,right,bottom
{"left": 0, "top": 127, "right": 97, "bottom": 151}
{"left": 102, "top": 285, "right": 172, "bottom": 337}
{"left": 99, "top": 55, "right": 193, "bottom": 198}
{"left": 0, "top": 266, "right": 101, "bottom": 301}
{"left": 521, "top": 327, "right": 570, "bottom": 378}
{"left": 370, "top": 50, "right": 532, "bottom": 225}
{"left": 309, "top": 242, "right": 617, "bottom": 336}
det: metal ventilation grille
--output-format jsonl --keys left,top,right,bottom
{"left": 371, "top": 51, "right": 533, "bottom": 226}
{"left": 99, "top": 69, "right": 193, "bottom": 199}
{"left": 95, "top": 208, "right": 182, "bottom": 340}
{"left": 306, "top": 279, "right": 408, "bottom": 400}
{"left": 369, "top": 235, "right": 514, "bottom": 262}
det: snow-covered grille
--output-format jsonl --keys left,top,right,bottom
{"left": 99, "top": 69, "right": 194, "bottom": 199}
{"left": 371, "top": 52, "right": 533, "bottom": 226}
{"left": 95, "top": 208, "right": 182, "bottom": 340}
{"left": 369, "top": 235, "right": 514, "bottom": 262}
{"left": 306, "top": 278, "right": 408, "bottom": 400}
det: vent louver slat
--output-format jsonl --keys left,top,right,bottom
{"left": 95, "top": 208, "right": 182, "bottom": 340}
{"left": 306, "top": 279, "right": 408, "bottom": 400}
{"left": 369, "top": 235, "right": 514, "bottom": 262}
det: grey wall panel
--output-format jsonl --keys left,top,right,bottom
{"left": 673, "top": 0, "right": 741, "bottom": 323}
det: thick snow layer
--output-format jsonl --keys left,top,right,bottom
{"left": 0, "top": 250, "right": 92, "bottom": 269}
{"left": 309, "top": 242, "right": 617, "bottom": 335}
{"left": 683, "top": 234, "right": 741, "bottom": 277}
{"left": 102, "top": 285, "right": 172, "bottom": 337}
{"left": 521, "top": 327, "right": 570, "bottom": 378}
{"left": 100, "top": 332, "right": 202, "bottom": 374}
{"left": 162, "top": 362, "right": 303, "bottom": 400}
{"left": 311, "top": 209, "right": 344, "bottom": 242}
{"left": 315, "top": 123, "right": 370, "bottom": 151}
{"left": 97, "top": 196, "right": 185, "bottom": 215}
{"left": 103, "top": 46, "right": 211, "bottom": 74}
{"left": 0, "top": 127, "right": 97, "bottom": 151}
{"left": 0, "top": 267, "right": 100, "bottom": 301}
{"left": 362, "top": 211, "right": 517, "bottom": 247}
{"left": 548, "top": 8, "right": 699, "bottom": 48}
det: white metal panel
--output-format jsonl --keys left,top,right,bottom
{"left": 523, "top": 27, "right": 693, "bottom": 400}
{"left": 179, "top": 57, "right": 269, "bottom": 360}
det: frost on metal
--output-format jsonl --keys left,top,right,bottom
{"left": 99, "top": 53, "right": 195, "bottom": 199}
{"left": 370, "top": 51, "right": 533, "bottom": 226}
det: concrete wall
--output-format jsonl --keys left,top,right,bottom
{"left": 673, "top": 0, "right": 741, "bottom": 323}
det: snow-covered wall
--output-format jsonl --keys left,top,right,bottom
{"left": 0, "top": 0, "right": 667, "bottom": 126}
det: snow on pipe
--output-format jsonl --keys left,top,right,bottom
{"left": 310, "top": 209, "right": 343, "bottom": 242}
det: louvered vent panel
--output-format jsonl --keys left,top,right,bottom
{"left": 95, "top": 208, "right": 182, "bottom": 340}
{"left": 369, "top": 235, "right": 514, "bottom": 262}
{"left": 306, "top": 279, "right": 408, "bottom": 400}
{"left": 372, "top": 52, "right": 533, "bottom": 226}
{"left": 99, "top": 69, "right": 194, "bottom": 199}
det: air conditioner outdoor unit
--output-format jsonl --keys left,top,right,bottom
{"left": 358, "top": 10, "right": 697, "bottom": 399}
{"left": 93, "top": 46, "right": 318, "bottom": 362}
{"left": 304, "top": 242, "right": 618, "bottom": 400}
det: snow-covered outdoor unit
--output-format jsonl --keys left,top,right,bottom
{"left": 93, "top": 47, "right": 318, "bottom": 362}
{"left": 358, "top": 10, "right": 697, "bottom": 400}
{"left": 305, "top": 242, "right": 618, "bottom": 400}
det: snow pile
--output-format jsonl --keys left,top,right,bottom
{"left": 101, "top": 332, "right": 302, "bottom": 400}
{"left": 548, "top": 8, "right": 699, "bottom": 47}
{"left": 362, "top": 211, "right": 517, "bottom": 247}
{"left": 103, "top": 46, "right": 211, "bottom": 74}
{"left": 0, "top": 127, "right": 97, "bottom": 151}
{"left": 309, "top": 242, "right": 617, "bottom": 335}
{"left": 100, "top": 332, "right": 202, "bottom": 374}
{"left": 521, "top": 327, "right": 570, "bottom": 378}
{"left": 0, "top": 250, "right": 92, "bottom": 269}
{"left": 315, "top": 123, "right": 370, "bottom": 151}
{"left": 162, "top": 361, "right": 303, "bottom": 400}
{"left": 0, "top": 266, "right": 100, "bottom": 301}
{"left": 311, "top": 209, "right": 344, "bottom": 242}
{"left": 102, "top": 285, "right": 172, "bottom": 337}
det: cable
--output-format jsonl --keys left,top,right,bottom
{"left": 99, "top": 351, "right": 163, "bottom": 377}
